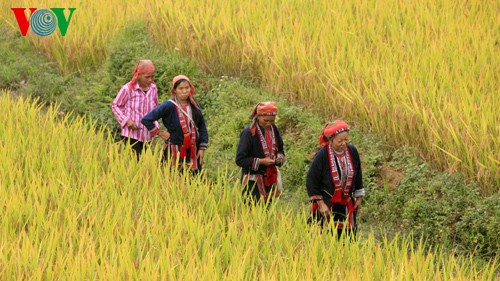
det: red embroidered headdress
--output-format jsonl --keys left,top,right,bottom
{"left": 318, "top": 120, "right": 349, "bottom": 147}
{"left": 249, "top": 101, "right": 278, "bottom": 135}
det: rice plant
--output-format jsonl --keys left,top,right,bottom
{"left": 0, "top": 91, "right": 497, "bottom": 279}
{"left": 1, "top": 0, "right": 497, "bottom": 192}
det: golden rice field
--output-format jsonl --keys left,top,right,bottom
{"left": 1, "top": 0, "right": 498, "bottom": 193}
{"left": 0, "top": 91, "right": 497, "bottom": 280}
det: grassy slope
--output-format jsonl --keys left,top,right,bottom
{"left": 0, "top": 23, "right": 498, "bottom": 261}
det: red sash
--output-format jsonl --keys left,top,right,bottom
{"left": 174, "top": 99, "right": 198, "bottom": 170}
{"left": 327, "top": 145, "right": 355, "bottom": 228}
{"left": 255, "top": 125, "right": 280, "bottom": 199}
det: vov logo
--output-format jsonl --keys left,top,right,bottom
{"left": 11, "top": 8, "right": 76, "bottom": 36}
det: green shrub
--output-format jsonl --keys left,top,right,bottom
{"left": 456, "top": 193, "right": 500, "bottom": 258}
{"left": 363, "top": 148, "right": 499, "bottom": 259}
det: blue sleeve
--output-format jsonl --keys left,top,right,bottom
{"left": 141, "top": 101, "right": 172, "bottom": 130}
{"left": 197, "top": 107, "right": 209, "bottom": 149}
{"left": 236, "top": 127, "right": 254, "bottom": 168}
{"left": 306, "top": 148, "right": 327, "bottom": 199}
{"left": 274, "top": 125, "right": 285, "bottom": 156}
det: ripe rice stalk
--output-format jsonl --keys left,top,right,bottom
{"left": 4, "top": 0, "right": 496, "bottom": 192}
{"left": 1, "top": 0, "right": 499, "bottom": 274}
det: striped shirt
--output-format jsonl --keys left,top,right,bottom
{"left": 111, "top": 82, "right": 159, "bottom": 142}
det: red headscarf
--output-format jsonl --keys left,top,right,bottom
{"left": 129, "top": 60, "right": 155, "bottom": 89}
{"left": 318, "top": 120, "right": 349, "bottom": 147}
{"left": 171, "top": 75, "right": 199, "bottom": 110}
{"left": 250, "top": 101, "right": 278, "bottom": 119}
{"left": 250, "top": 101, "right": 278, "bottom": 135}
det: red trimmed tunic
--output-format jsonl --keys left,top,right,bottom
{"left": 236, "top": 124, "right": 285, "bottom": 201}
{"left": 306, "top": 144, "right": 365, "bottom": 229}
{"left": 141, "top": 98, "right": 209, "bottom": 171}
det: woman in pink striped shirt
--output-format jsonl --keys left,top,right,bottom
{"left": 112, "top": 60, "right": 159, "bottom": 158}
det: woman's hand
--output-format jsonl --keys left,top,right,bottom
{"left": 126, "top": 119, "right": 139, "bottom": 130}
{"left": 354, "top": 197, "right": 362, "bottom": 214}
{"left": 260, "top": 157, "right": 276, "bottom": 166}
{"left": 317, "top": 200, "right": 330, "bottom": 218}
{"left": 157, "top": 131, "right": 171, "bottom": 142}
{"left": 197, "top": 149, "right": 205, "bottom": 165}
{"left": 275, "top": 154, "right": 285, "bottom": 165}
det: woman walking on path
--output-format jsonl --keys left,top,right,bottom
{"left": 141, "top": 75, "right": 208, "bottom": 174}
{"left": 112, "top": 59, "right": 158, "bottom": 158}
{"left": 236, "top": 101, "right": 285, "bottom": 203}
{"left": 306, "top": 120, "right": 365, "bottom": 237}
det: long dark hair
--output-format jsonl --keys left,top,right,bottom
{"left": 172, "top": 79, "right": 188, "bottom": 91}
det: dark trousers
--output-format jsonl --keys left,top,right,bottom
{"left": 242, "top": 180, "right": 274, "bottom": 205}
{"left": 307, "top": 209, "right": 358, "bottom": 239}
{"left": 122, "top": 137, "right": 146, "bottom": 160}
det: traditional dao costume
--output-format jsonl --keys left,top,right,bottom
{"left": 236, "top": 102, "right": 285, "bottom": 202}
{"left": 306, "top": 120, "right": 365, "bottom": 234}
{"left": 141, "top": 75, "right": 209, "bottom": 172}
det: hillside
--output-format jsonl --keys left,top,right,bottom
{"left": 1, "top": 22, "right": 498, "bottom": 264}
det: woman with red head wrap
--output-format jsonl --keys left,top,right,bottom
{"left": 141, "top": 75, "right": 209, "bottom": 174}
{"left": 236, "top": 101, "right": 286, "bottom": 203}
{"left": 306, "top": 120, "right": 365, "bottom": 236}
{"left": 112, "top": 60, "right": 159, "bottom": 158}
